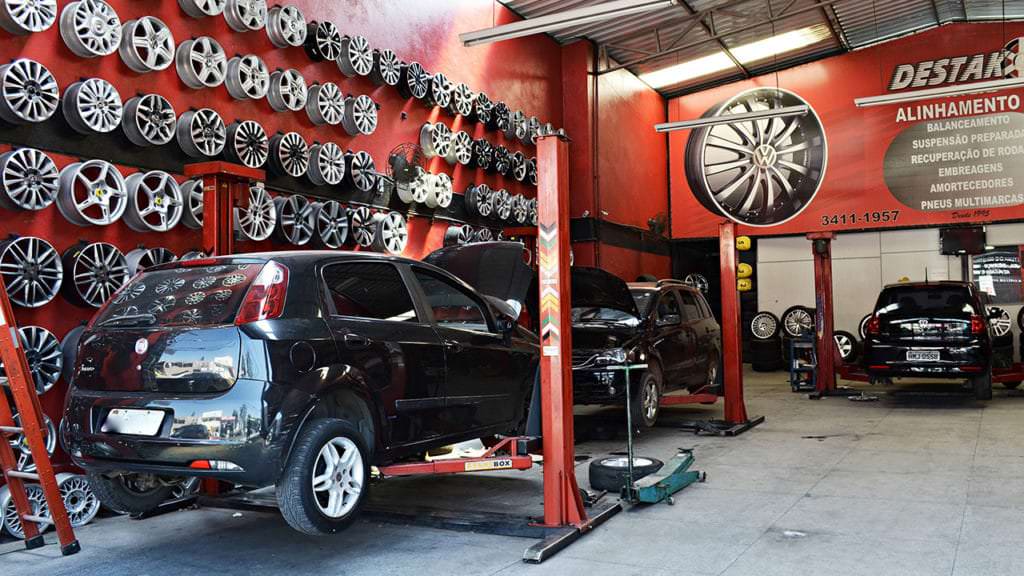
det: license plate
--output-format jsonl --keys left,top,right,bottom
{"left": 907, "top": 350, "right": 941, "bottom": 362}
{"left": 101, "top": 409, "right": 165, "bottom": 436}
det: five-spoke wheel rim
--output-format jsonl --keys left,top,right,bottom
{"left": 312, "top": 436, "right": 363, "bottom": 519}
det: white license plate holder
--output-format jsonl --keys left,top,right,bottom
{"left": 100, "top": 409, "right": 166, "bottom": 436}
{"left": 907, "top": 350, "right": 941, "bottom": 362}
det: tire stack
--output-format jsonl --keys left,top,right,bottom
{"left": 749, "top": 311, "right": 783, "bottom": 371}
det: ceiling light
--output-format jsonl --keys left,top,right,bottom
{"left": 655, "top": 105, "right": 808, "bottom": 133}
{"left": 640, "top": 25, "right": 832, "bottom": 89}
{"left": 854, "top": 77, "right": 1024, "bottom": 107}
{"left": 461, "top": 0, "right": 677, "bottom": 47}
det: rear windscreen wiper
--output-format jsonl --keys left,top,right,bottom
{"left": 97, "top": 313, "right": 157, "bottom": 327}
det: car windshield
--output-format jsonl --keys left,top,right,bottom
{"left": 92, "top": 261, "right": 264, "bottom": 328}
{"left": 571, "top": 307, "right": 639, "bottom": 327}
{"left": 875, "top": 286, "right": 979, "bottom": 317}
{"left": 631, "top": 289, "right": 656, "bottom": 317}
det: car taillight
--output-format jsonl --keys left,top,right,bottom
{"left": 176, "top": 257, "right": 221, "bottom": 268}
{"left": 866, "top": 316, "right": 880, "bottom": 336}
{"left": 235, "top": 261, "right": 289, "bottom": 325}
{"left": 971, "top": 314, "right": 984, "bottom": 334}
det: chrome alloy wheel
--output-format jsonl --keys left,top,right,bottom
{"left": 311, "top": 436, "right": 364, "bottom": 519}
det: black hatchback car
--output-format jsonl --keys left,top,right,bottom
{"left": 570, "top": 269, "right": 722, "bottom": 427}
{"left": 862, "top": 281, "right": 1005, "bottom": 400}
{"left": 61, "top": 244, "right": 538, "bottom": 534}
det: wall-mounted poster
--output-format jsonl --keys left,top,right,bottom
{"left": 972, "top": 246, "right": 1023, "bottom": 304}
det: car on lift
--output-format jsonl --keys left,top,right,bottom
{"left": 61, "top": 244, "right": 538, "bottom": 535}
{"left": 570, "top": 270, "right": 722, "bottom": 428}
{"left": 862, "top": 281, "right": 1010, "bottom": 400}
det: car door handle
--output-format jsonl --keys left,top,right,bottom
{"left": 343, "top": 333, "right": 371, "bottom": 350}
{"left": 444, "top": 340, "right": 464, "bottom": 354}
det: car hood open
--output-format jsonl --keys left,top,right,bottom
{"left": 571, "top": 267, "right": 639, "bottom": 318}
{"left": 424, "top": 241, "right": 534, "bottom": 307}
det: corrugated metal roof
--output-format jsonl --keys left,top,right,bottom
{"left": 498, "top": 0, "right": 1024, "bottom": 97}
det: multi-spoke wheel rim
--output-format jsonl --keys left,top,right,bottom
{"left": 466, "top": 184, "right": 493, "bottom": 217}
{"left": 492, "top": 101, "right": 510, "bottom": 132}
{"left": 342, "top": 94, "right": 377, "bottom": 136}
{"left": 686, "top": 87, "right": 827, "bottom": 227}
{"left": 57, "top": 160, "right": 126, "bottom": 226}
{"left": 0, "top": 148, "right": 58, "bottom": 211}
{"left": 474, "top": 92, "right": 493, "bottom": 124}
{"left": 371, "top": 48, "right": 401, "bottom": 86}
{"left": 59, "top": 0, "right": 121, "bottom": 58}
{"left": 119, "top": 16, "right": 175, "bottom": 73}
{"left": 0, "top": 0, "right": 57, "bottom": 34}
{"left": 337, "top": 35, "right": 373, "bottom": 77}
{"left": 62, "top": 78, "right": 122, "bottom": 134}
{"left": 400, "top": 62, "right": 429, "bottom": 100}
{"left": 432, "top": 173, "right": 452, "bottom": 208}
{"left": 684, "top": 273, "right": 709, "bottom": 294}
{"left": 124, "top": 171, "right": 183, "bottom": 232}
{"left": 399, "top": 171, "right": 431, "bottom": 204}
{"left": 177, "top": 108, "right": 226, "bottom": 158}
{"left": 308, "top": 142, "right": 345, "bottom": 186}
{"left": 304, "top": 20, "right": 341, "bottom": 61}
{"left": 234, "top": 183, "right": 276, "bottom": 241}
{"left": 511, "top": 151, "right": 527, "bottom": 181}
{"left": 226, "top": 120, "right": 269, "bottom": 168}
{"left": 266, "top": 4, "right": 305, "bottom": 47}
{"left": 642, "top": 378, "right": 659, "bottom": 423}
{"left": 274, "top": 194, "right": 316, "bottom": 245}
{"left": 446, "top": 131, "right": 473, "bottom": 166}
{"left": 2, "top": 484, "right": 47, "bottom": 538}
{"left": 473, "top": 139, "right": 493, "bottom": 170}
{"left": 511, "top": 194, "right": 528, "bottom": 224}
{"left": 527, "top": 157, "right": 538, "bottom": 186}
{"left": 444, "top": 224, "right": 474, "bottom": 246}
{"left": 268, "top": 68, "right": 307, "bottom": 112}
{"left": 506, "top": 109, "right": 525, "bottom": 140}
{"left": 493, "top": 189, "right": 511, "bottom": 221}
{"left": 306, "top": 82, "right": 343, "bottom": 125}
{"left": 312, "top": 436, "right": 363, "bottom": 519}
{"left": 473, "top": 227, "right": 493, "bottom": 242}
{"left": 224, "top": 0, "right": 266, "bottom": 32}
{"left": 524, "top": 116, "right": 542, "bottom": 144}
{"left": 349, "top": 207, "right": 373, "bottom": 247}
{"left": 122, "top": 94, "right": 176, "bottom": 146}
{"left": 346, "top": 151, "right": 377, "bottom": 192}
{"left": 834, "top": 333, "right": 853, "bottom": 360}
{"left": 0, "top": 236, "right": 61, "bottom": 308}
{"left": 7, "top": 413, "right": 54, "bottom": 471}
{"left": 125, "top": 247, "right": 176, "bottom": 276}
{"left": 428, "top": 72, "right": 452, "bottom": 108}
{"left": 493, "top": 145, "right": 511, "bottom": 175}
{"left": 0, "top": 59, "right": 59, "bottom": 124}
{"left": 419, "top": 122, "right": 451, "bottom": 158}
{"left": 5, "top": 328, "right": 61, "bottom": 395}
{"left": 179, "top": 179, "right": 204, "bottom": 229}
{"left": 175, "top": 37, "right": 227, "bottom": 89}
{"left": 750, "top": 312, "right": 778, "bottom": 339}
{"left": 990, "top": 307, "right": 1012, "bottom": 337}
{"left": 528, "top": 198, "right": 538, "bottom": 226}
{"left": 58, "top": 474, "right": 100, "bottom": 528}
{"left": 269, "top": 131, "right": 309, "bottom": 177}
{"left": 370, "top": 212, "right": 407, "bottom": 254}
{"left": 783, "top": 307, "right": 814, "bottom": 337}
{"left": 316, "top": 200, "right": 349, "bottom": 248}
{"left": 178, "top": 0, "right": 225, "bottom": 18}
{"left": 450, "top": 83, "right": 474, "bottom": 117}
{"left": 63, "top": 242, "right": 128, "bottom": 307}
{"left": 225, "top": 54, "right": 269, "bottom": 100}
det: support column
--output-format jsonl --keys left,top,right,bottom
{"left": 808, "top": 233, "right": 836, "bottom": 394}
{"left": 719, "top": 222, "right": 748, "bottom": 424}
{"left": 184, "top": 162, "right": 265, "bottom": 256}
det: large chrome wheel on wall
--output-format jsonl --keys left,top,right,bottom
{"left": 175, "top": 37, "right": 227, "bottom": 89}
{"left": 62, "top": 242, "right": 128, "bottom": 308}
{"left": 491, "top": 101, "right": 511, "bottom": 133}
{"left": 2, "top": 328, "right": 61, "bottom": 395}
{"left": 472, "top": 139, "right": 493, "bottom": 170}
{"left": 273, "top": 194, "right": 316, "bottom": 246}
{"left": 446, "top": 131, "right": 473, "bottom": 166}
{"left": 225, "top": 120, "right": 269, "bottom": 168}
{"left": 398, "top": 61, "right": 430, "bottom": 100}
{"left": 0, "top": 0, "right": 56, "bottom": 34}
{"left": 224, "top": 0, "right": 266, "bottom": 32}
{"left": 178, "top": 0, "right": 225, "bottom": 18}
{"left": 0, "top": 236, "right": 62, "bottom": 308}
{"left": 304, "top": 20, "right": 341, "bottom": 61}
{"left": 449, "top": 83, "right": 474, "bottom": 117}
{"left": 266, "top": 4, "right": 305, "bottom": 47}
{"left": 233, "top": 183, "right": 276, "bottom": 241}
{"left": 370, "top": 212, "right": 407, "bottom": 255}
{"left": 119, "top": 16, "right": 175, "bottom": 73}
{"left": 684, "top": 273, "right": 709, "bottom": 295}
{"left": 492, "top": 188, "right": 511, "bottom": 222}
{"left": 57, "top": 160, "right": 127, "bottom": 226}
{"left": 371, "top": 48, "right": 401, "bottom": 87}
{"left": 426, "top": 72, "right": 452, "bottom": 109}
{"left": 267, "top": 68, "right": 307, "bottom": 112}
{"left": 474, "top": 92, "right": 493, "bottom": 125}
{"left": 684, "top": 87, "right": 827, "bottom": 227}
{"left": 493, "top": 145, "right": 511, "bottom": 175}
{"left": 125, "top": 246, "right": 176, "bottom": 276}
{"left": 315, "top": 200, "right": 349, "bottom": 248}
{"left": 444, "top": 224, "right": 474, "bottom": 247}
{"left": 0, "top": 148, "right": 59, "bottom": 211}
{"left": 337, "top": 35, "right": 373, "bottom": 77}
{"left": 341, "top": 95, "right": 377, "bottom": 136}
{"left": 62, "top": 78, "right": 122, "bottom": 134}
{"left": 511, "top": 194, "right": 529, "bottom": 224}
{"left": 307, "top": 142, "right": 346, "bottom": 186}
{"left": 0, "top": 59, "right": 59, "bottom": 125}
{"left": 305, "top": 82, "right": 343, "bottom": 126}
{"left": 431, "top": 172, "right": 452, "bottom": 208}
{"left": 511, "top": 151, "right": 527, "bottom": 182}
{"left": 122, "top": 94, "right": 176, "bottom": 146}
{"left": 419, "top": 122, "right": 451, "bottom": 159}
{"left": 177, "top": 108, "right": 226, "bottom": 158}
{"left": 179, "top": 179, "right": 204, "bottom": 230}
{"left": 346, "top": 151, "right": 377, "bottom": 193}
{"left": 465, "top": 184, "right": 493, "bottom": 218}
{"left": 59, "top": 0, "right": 120, "bottom": 58}
{"left": 124, "top": 170, "right": 184, "bottom": 233}
{"left": 225, "top": 54, "right": 269, "bottom": 100}
{"left": 348, "top": 207, "right": 373, "bottom": 248}
{"left": 269, "top": 131, "right": 309, "bottom": 178}
{"left": 397, "top": 171, "right": 430, "bottom": 205}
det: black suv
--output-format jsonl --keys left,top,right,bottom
{"left": 62, "top": 244, "right": 538, "bottom": 534}
{"left": 862, "top": 281, "right": 1004, "bottom": 400}
{"left": 570, "top": 269, "right": 722, "bottom": 427}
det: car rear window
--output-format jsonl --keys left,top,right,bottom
{"left": 93, "top": 262, "right": 264, "bottom": 327}
{"left": 875, "top": 286, "right": 979, "bottom": 317}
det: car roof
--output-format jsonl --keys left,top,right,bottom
{"left": 627, "top": 282, "right": 701, "bottom": 295}
{"left": 881, "top": 281, "right": 971, "bottom": 290}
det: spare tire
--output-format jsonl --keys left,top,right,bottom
{"left": 589, "top": 455, "right": 663, "bottom": 493}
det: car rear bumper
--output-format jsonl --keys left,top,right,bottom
{"left": 863, "top": 342, "right": 988, "bottom": 379}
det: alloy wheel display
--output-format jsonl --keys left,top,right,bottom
{"left": 0, "top": 148, "right": 59, "bottom": 211}
{"left": 419, "top": 122, "right": 451, "bottom": 158}
{"left": 527, "top": 158, "right": 538, "bottom": 186}
{"left": 397, "top": 171, "right": 431, "bottom": 205}
{"left": 57, "top": 474, "right": 100, "bottom": 528}
{"left": 511, "top": 151, "right": 527, "bottom": 181}
{"left": 62, "top": 242, "right": 128, "bottom": 308}
{"left": 59, "top": 0, "right": 121, "bottom": 58}
{"left": 225, "top": 120, "right": 269, "bottom": 168}
{"left": 493, "top": 145, "right": 511, "bottom": 175}
{"left": 179, "top": 179, "right": 204, "bottom": 229}
{"left": 431, "top": 172, "right": 452, "bottom": 208}
{"left": 177, "top": 108, "right": 226, "bottom": 158}
{"left": 307, "top": 142, "right": 345, "bottom": 186}
{"left": 0, "top": 59, "right": 59, "bottom": 125}
{"left": 449, "top": 83, "right": 474, "bottom": 117}
{"left": 349, "top": 206, "right": 373, "bottom": 247}
{"left": 0, "top": 0, "right": 57, "bottom": 34}
{"left": 304, "top": 20, "right": 341, "bottom": 61}
{"left": 427, "top": 72, "right": 452, "bottom": 109}
{"left": 473, "top": 227, "right": 493, "bottom": 242}
{"left": 119, "top": 16, "right": 175, "bottom": 73}
{"left": 346, "top": 151, "right": 376, "bottom": 192}
{"left": 57, "top": 160, "right": 127, "bottom": 226}
{"left": 989, "top": 307, "right": 1012, "bottom": 337}
{"left": 398, "top": 61, "right": 430, "bottom": 100}
{"left": 446, "top": 131, "right": 473, "bottom": 166}
{"left": 684, "top": 273, "right": 709, "bottom": 294}
{"left": 7, "top": 414, "right": 54, "bottom": 471}
{"left": 465, "top": 184, "right": 493, "bottom": 217}
{"left": 444, "top": 224, "right": 474, "bottom": 246}
{"left": 337, "top": 35, "right": 373, "bottom": 77}
{"left": 1, "top": 484, "right": 48, "bottom": 539}
{"left": 175, "top": 37, "right": 227, "bottom": 89}
{"left": 0, "top": 236, "right": 62, "bottom": 308}
{"left": 684, "top": 87, "right": 827, "bottom": 227}
{"left": 224, "top": 0, "right": 266, "bottom": 32}
{"left": 122, "top": 94, "right": 177, "bottom": 146}
{"left": 315, "top": 200, "right": 348, "bottom": 248}
{"left": 234, "top": 183, "right": 276, "bottom": 241}
{"left": 507, "top": 109, "right": 525, "bottom": 140}
{"left": 123, "top": 170, "right": 184, "bottom": 232}
{"left": 273, "top": 194, "right": 316, "bottom": 245}
{"left": 474, "top": 92, "right": 493, "bottom": 125}
{"left": 341, "top": 94, "right": 377, "bottom": 136}
{"left": 268, "top": 68, "right": 307, "bottom": 112}
{"left": 62, "top": 78, "right": 122, "bottom": 134}
{"left": 266, "top": 4, "right": 305, "bottom": 47}
{"left": 269, "top": 131, "right": 309, "bottom": 177}
{"left": 178, "top": 0, "right": 225, "bottom": 18}
{"left": 2, "top": 328, "right": 61, "bottom": 395}
{"left": 750, "top": 311, "right": 780, "bottom": 340}
{"left": 370, "top": 211, "right": 407, "bottom": 255}
{"left": 493, "top": 188, "right": 512, "bottom": 221}
{"left": 781, "top": 305, "right": 814, "bottom": 338}
{"left": 125, "top": 246, "right": 176, "bottom": 275}
{"left": 492, "top": 101, "right": 511, "bottom": 132}
{"left": 371, "top": 48, "right": 401, "bottom": 86}
{"left": 225, "top": 54, "right": 270, "bottom": 100}
{"left": 472, "top": 139, "right": 493, "bottom": 170}
{"left": 305, "top": 82, "right": 343, "bottom": 126}
{"left": 511, "top": 194, "right": 528, "bottom": 224}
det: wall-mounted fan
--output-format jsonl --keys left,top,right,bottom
{"left": 385, "top": 143, "right": 427, "bottom": 197}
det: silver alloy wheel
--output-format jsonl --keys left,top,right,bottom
{"left": 511, "top": 194, "right": 528, "bottom": 224}
{"left": 527, "top": 158, "right": 538, "bottom": 186}
{"left": 307, "top": 142, "right": 345, "bottom": 186}
{"left": 119, "top": 16, "right": 175, "bottom": 73}
{"left": 233, "top": 183, "right": 276, "bottom": 241}
{"left": 337, "top": 35, "right": 373, "bottom": 77}
{"left": 224, "top": 0, "right": 266, "bottom": 32}
{"left": 273, "top": 194, "right": 316, "bottom": 246}
{"left": 124, "top": 171, "right": 183, "bottom": 232}
{"left": 431, "top": 172, "right": 452, "bottom": 208}
{"left": 524, "top": 116, "right": 541, "bottom": 144}
{"left": 506, "top": 109, "right": 525, "bottom": 140}
{"left": 419, "top": 122, "right": 451, "bottom": 158}
{"left": 511, "top": 151, "right": 527, "bottom": 182}
{"left": 225, "top": 54, "right": 269, "bottom": 100}
{"left": 62, "top": 78, "right": 122, "bottom": 134}
{"left": 311, "top": 436, "right": 364, "bottom": 519}
{"left": 601, "top": 456, "right": 657, "bottom": 469}
{"left": 684, "top": 273, "right": 709, "bottom": 294}
{"left": 315, "top": 200, "right": 348, "bottom": 248}
{"left": 474, "top": 92, "right": 493, "bottom": 124}
{"left": 399, "top": 61, "right": 429, "bottom": 100}
{"left": 305, "top": 82, "right": 343, "bottom": 125}
{"left": 492, "top": 101, "right": 510, "bottom": 132}
{"left": 57, "top": 474, "right": 100, "bottom": 528}
{"left": 179, "top": 179, "right": 204, "bottom": 229}
{"left": 750, "top": 312, "right": 778, "bottom": 340}
{"left": 1, "top": 484, "right": 48, "bottom": 539}
{"left": 465, "top": 184, "right": 493, "bottom": 217}
{"left": 0, "top": 0, "right": 56, "bottom": 34}
{"left": 493, "top": 145, "right": 511, "bottom": 175}
{"left": 63, "top": 242, "right": 128, "bottom": 307}
{"left": 782, "top": 307, "right": 814, "bottom": 338}
{"left": 346, "top": 151, "right": 376, "bottom": 192}
{"left": 370, "top": 212, "right": 407, "bottom": 255}
{"left": 449, "top": 83, "right": 474, "bottom": 117}
{"left": 341, "top": 94, "right": 377, "bottom": 136}
{"left": 178, "top": 0, "right": 225, "bottom": 18}
{"left": 0, "top": 59, "right": 59, "bottom": 124}
{"left": 175, "top": 37, "right": 227, "bottom": 89}
{"left": 177, "top": 108, "right": 226, "bottom": 158}
{"left": 428, "top": 72, "right": 452, "bottom": 109}
{"left": 225, "top": 120, "right": 269, "bottom": 168}
{"left": 529, "top": 198, "right": 538, "bottom": 226}
{"left": 445, "top": 131, "right": 473, "bottom": 166}
{"left": 0, "top": 236, "right": 62, "bottom": 308}
{"left": 267, "top": 68, "right": 307, "bottom": 112}
{"left": 304, "top": 20, "right": 341, "bottom": 61}
{"left": 493, "top": 189, "right": 512, "bottom": 221}
{"left": 685, "top": 87, "right": 828, "bottom": 227}
{"left": 2, "top": 329, "right": 61, "bottom": 395}
{"left": 399, "top": 171, "right": 431, "bottom": 204}
{"left": 0, "top": 148, "right": 59, "bottom": 211}
{"left": 59, "top": 0, "right": 121, "bottom": 58}
{"left": 121, "top": 94, "right": 176, "bottom": 146}
{"left": 473, "top": 227, "right": 493, "bottom": 242}
{"left": 125, "top": 247, "right": 176, "bottom": 276}
{"left": 371, "top": 48, "right": 401, "bottom": 86}
{"left": 349, "top": 207, "right": 373, "bottom": 247}
{"left": 641, "top": 377, "right": 659, "bottom": 424}
{"left": 444, "top": 224, "right": 474, "bottom": 246}
{"left": 56, "top": 160, "right": 127, "bottom": 226}
{"left": 473, "top": 139, "right": 493, "bottom": 170}
{"left": 269, "top": 131, "right": 309, "bottom": 177}
{"left": 989, "top": 307, "right": 1012, "bottom": 337}
{"left": 834, "top": 332, "right": 854, "bottom": 360}
{"left": 266, "top": 4, "right": 305, "bottom": 47}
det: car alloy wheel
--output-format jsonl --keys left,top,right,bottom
{"left": 493, "top": 145, "right": 511, "bottom": 175}
{"left": 370, "top": 212, "right": 407, "bottom": 255}
{"left": 398, "top": 61, "right": 430, "bottom": 100}
{"left": 472, "top": 139, "right": 493, "bottom": 170}
{"left": 57, "top": 474, "right": 100, "bottom": 528}
{"left": 1, "top": 483, "right": 48, "bottom": 538}
{"left": 750, "top": 311, "right": 779, "bottom": 340}
{"left": 57, "top": 160, "right": 127, "bottom": 226}
{"left": 446, "top": 131, "right": 473, "bottom": 166}
{"left": 444, "top": 224, "right": 474, "bottom": 246}
{"left": 315, "top": 200, "right": 349, "bottom": 248}
{"left": 304, "top": 20, "right": 341, "bottom": 61}
{"left": 121, "top": 94, "right": 176, "bottom": 146}
{"left": 59, "top": 0, "right": 120, "bottom": 58}
{"left": 225, "top": 54, "right": 269, "bottom": 100}
{"left": 179, "top": 179, "right": 204, "bottom": 230}
{"left": 431, "top": 173, "right": 452, "bottom": 208}
{"left": 266, "top": 4, "right": 305, "bottom": 47}
{"left": 782, "top": 305, "right": 814, "bottom": 338}
{"left": 448, "top": 83, "right": 475, "bottom": 117}
{"left": 175, "top": 37, "right": 227, "bottom": 89}
{"left": 123, "top": 170, "right": 184, "bottom": 233}
{"left": 527, "top": 158, "right": 538, "bottom": 187}
{"left": 337, "top": 35, "right": 373, "bottom": 77}
{"left": 465, "top": 184, "right": 493, "bottom": 217}
{"left": 370, "top": 48, "right": 401, "bottom": 86}
{"left": 348, "top": 207, "right": 373, "bottom": 247}
{"left": 0, "top": 59, "right": 59, "bottom": 125}
{"left": 225, "top": 120, "right": 269, "bottom": 168}
{"left": 0, "top": 236, "right": 62, "bottom": 308}
{"left": 492, "top": 188, "right": 512, "bottom": 221}
{"left": 305, "top": 82, "right": 343, "bottom": 126}
{"left": 474, "top": 92, "right": 493, "bottom": 124}
{"left": 341, "top": 95, "right": 377, "bottom": 136}
{"left": 427, "top": 72, "right": 452, "bottom": 109}
{"left": 273, "top": 194, "right": 316, "bottom": 246}
{"left": 833, "top": 330, "right": 858, "bottom": 363}
{"left": 346, "top": 151, "right": 377, "bottom": 193}
{"left": 511, "top": 151, "right": 527, "bottom": 182}
{"left": 511, "top": 194, "right": 528, "bottom": 224}
{"left": 311, "top": 436, "right": 364, "bottom": 518}
{"left": 119, "top": 16, "right": 175, "bottom": 73}
{"left": 989, "top": 307, "right": 1012, "bottom": 337}
{"left": 0, "top": 0, "right": 57, "bottom": 34}
{"left": 0, "top": 148, "right": 59, "bottom": 211}
{"left": 233, "top": 183, "right": 277, "bottom": 241}
{"left": 506, "top": 109, "right": 525, "bottom": 140}
{"left": 473, "top": 227, "right": 493, "bottom": 242}
{"left": 268, "top": 68, "right": 307, "bottom": 112}
{"left": 3, "top": 329, "right": 61, "bottom": 395}
{"left": 125, "top": 246, "right": 176, "bottom": 276}
{"left": 62, "top": 242, "right": 129, "bottom": 308}
{"left": 269, "top": 131, "right": 309, "bottom": 178}
{"left": 176, "top": 108, "right": 226, "bottom": 158}
{"left": 491, "top": 101, "right": 511, "bottom": 132}
{"left": 62, "top": 78, "right": 122, "bottom": 134}
{"left": 224, "top": 0, "right": 266, "bottom": 32}
{"left": 684, "top": 273, "right": 709, "bottom": 294}
{"left": 396, "top": 171, "right": 430, "bottom": 204}
{"left": 178, "top": 0, "right": 225, "bottom": 18}
{"left": 307, "top": 142, "right": 346, "bottom": 186}
{"left": 419, "top": 122, "right": 451, "bottom": 159}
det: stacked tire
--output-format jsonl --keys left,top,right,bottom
{"left": 749, "top": 311, "right": 783, "bottom": 371}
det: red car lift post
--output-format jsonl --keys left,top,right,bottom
{"left": 184, "top": 162, "right": 265, "bottom": 256}
{"left": 808, "top": 233, "right": 839, "bottom": 397}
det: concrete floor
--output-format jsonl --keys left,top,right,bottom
{"left": 4, "top": 368, "right": 1024, "bottom": 576}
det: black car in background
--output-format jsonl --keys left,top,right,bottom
{"left": 62, "top": 244, "right": 538, "bottom": 535}
{"left": 570, "top": 269, "right": 722, "bottom": 427}
{"left": 862, "top": 281, "right": 1006, "bottom": 400}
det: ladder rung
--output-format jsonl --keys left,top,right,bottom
{"left": 6, "top": 470, "right": 39, "bottom": 481}
{"left": 0, "top": 425, "right": 22, "bottom": 435}
{"left": 22, "top": 514, "right": 53, "bottom": 526}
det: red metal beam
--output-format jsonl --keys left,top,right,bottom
{"left": 719, "top": 222, "right": 749, "bottom": 424}
{"left": 184, "top": 162, "right": 265, "bottom": 257}
{"left": 660, "top": 393, "right": 719, "bottom": 406}
{"left": 378, "top": 437, "right": 533, "bottom": 477}
{"left": 808, "top": 233, "right": 836, "bottom": 394}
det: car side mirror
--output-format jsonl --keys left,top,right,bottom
{"left": 496, "top": 315, "right": 517, "bottom": 334}
{"left": 656, "top": 314, "right": 681, "bottom": 327}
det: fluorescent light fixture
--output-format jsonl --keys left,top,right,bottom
{"left": 854, "top": 77, "right": 1024, "bottom": 107}
{"left": 655, "top": 105, "right": 808, "bottom": 133}
{"left": 461, "top": 0, "right": 677, "bottom": 47}
{"left": 640, "top": 25, "right": 831, "bottom": 89}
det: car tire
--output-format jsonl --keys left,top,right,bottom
{"left": 86, "top": 471, "right": 173, "bottom": 515}
{"left": 1002, "top": 381, "right": 1021, "bottom": 390}
{"left": 705, "top": 355, "right": 723, "bottom": 396}
{"left": 833, "top": 330, "right": 860, "bottom": 363}
{"left": 973, "top": 371, "right": 993, "bottom": 401}
{"left": 781, "top": 305, "right": 814, "bottom": 338}
{"left": 588, "top": 455, "right": 663, "bottom": 493}
{"left": 276, "top": 418, "right": 370, "bottom": 535}
{"left": 858, "top": 314, "right": 872, "bottom": 340}
{"left": 631, "top": 369, "right": 661, "bottom": 429}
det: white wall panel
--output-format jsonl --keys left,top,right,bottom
{"left": 880, "top": 228, "right": 940, "bottom": 253}
{"left": 833, "top": 258, "right": 882, "bottom": 334}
